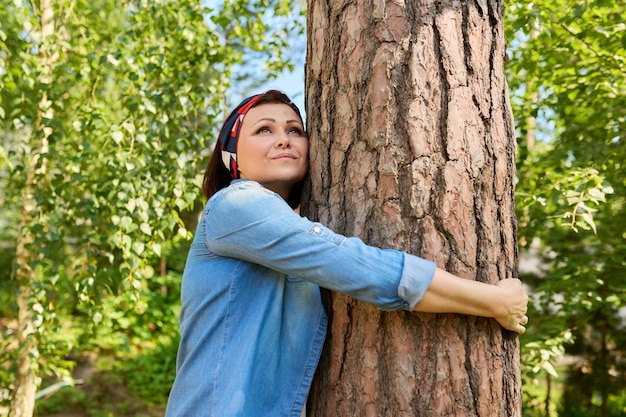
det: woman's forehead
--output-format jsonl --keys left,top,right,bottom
{"left": 246, "top": 103, "right": 302, "bottom": 122}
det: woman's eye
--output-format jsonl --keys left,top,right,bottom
{"left": 256, "top": 127, "right": 271, "bottom": 134}
{"left": 288, "top": 127, "right": 304, "bottom": 135}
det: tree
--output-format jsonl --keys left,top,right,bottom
{"left": 304, "top": 1, "right": 521, "bottom": 415}
{"left": 0, "top": 0, "right": 297, "bottom": 415}
{"left": 8, "top": 2, "right": 57, "bottom": 414}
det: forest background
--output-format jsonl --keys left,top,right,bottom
{"left": 0, "top": 0, "right": 624, "bottom": 416}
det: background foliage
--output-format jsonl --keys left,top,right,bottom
{"left": 506, "top": 1, "right": 626, "bottom": 416}
{"left": 0, "top": 0, "right": 302, "bottom": 415}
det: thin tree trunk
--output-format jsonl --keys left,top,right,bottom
{"left": 544, "top": 373, "right": 551, "bottom": 417}
{"left": 599, "top": 330, "right": 608, "bottom": 417}
{"left": 9, "top": 274, "right": 37, "bottom": 417}
{"left": 304, "top": 1, "right": 520, "bottom": 416}
{"left": 10, "top": 1, "right": 55, "bottom": 416}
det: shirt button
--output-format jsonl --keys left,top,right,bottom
{"left": 313, "top": 226, "right": 321, "bottom": 233}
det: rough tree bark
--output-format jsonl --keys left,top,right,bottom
{"left": 304, "top": 1, "right": 520, "bottom": 416}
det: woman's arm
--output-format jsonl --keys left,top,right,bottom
{"left": 206, "top": 182, "right": 435, "bottom": 311}
{"left": 413, "top": 268, "right": 529, "bottom": 334}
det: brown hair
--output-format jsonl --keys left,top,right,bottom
{"left": 201, "top": 90, "right": 305, "bottom": 208}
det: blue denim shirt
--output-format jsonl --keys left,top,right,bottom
{"left": 164, "top": 180, "right": 436, "bottom": 417}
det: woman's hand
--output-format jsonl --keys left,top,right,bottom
{"left": 492, "top": 279, "right": 529, "bottom": 334}
{"left": 414, "top": 269, "right": 529, "bottom": 334}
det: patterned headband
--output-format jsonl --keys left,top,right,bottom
{"left": 218, "top": 94, "right": 263, "bottom": 179}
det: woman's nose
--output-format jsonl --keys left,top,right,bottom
{"left": 275, "top": 132, "right": 290, "bottom": 148}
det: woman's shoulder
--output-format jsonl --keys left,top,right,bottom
{"left": 206, "top": 180, "right": 286, "bottom": 213}
{"left": 202, "top": 180, "right": 301, "bottom": 238}
{"left": 214, "top": 179, "right": 276, "bottom": 199}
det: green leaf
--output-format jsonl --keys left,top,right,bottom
{"left": 140, "top": 222, "right": 152, "bottom": 235}
{"left": 587, "top": 187, "right": 604, "bottom": 201}
{"left": 580, "top": 212, "right": 597, "bottom": 234}
{"left": 132, "top": 241, "right": 145, "bottom": 255}
{"left": 122, "top": 121, "right": 136, "bottom": 135}
{"left": 122, "top": 234, "right": 132, "bottom": 250}
{"left": 112, "top": 131, "right": 124, "bottom": 144}
{"left": 152, "top": 243, "right": 162, "bottom": 257}
{"left": 120, "top": 216, "right": 133, "bottom": 230}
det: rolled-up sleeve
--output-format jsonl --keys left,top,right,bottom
{"left": 398, "top": 254, "right": 436, "bottom": 310}
{"left": 203, "top": 181, "right": 436, "bottom": 311}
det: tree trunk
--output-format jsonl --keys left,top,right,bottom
{"left": 544, "top": 373, "right": 551, "bottom": 417}
{"left": 304, "top": 1, "right": 520, "bottom": 416}
{"left": 10, "top": 1, "right": 55, "bottom": 416}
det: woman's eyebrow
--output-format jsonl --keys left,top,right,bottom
{"left": 251, "top": 117, "right": 276, "bottom": 126}
{"left": 251, "top": 118, "right": 303, "bottom": 126}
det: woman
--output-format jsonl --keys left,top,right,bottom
{"left": 164, "top": 90, "right": 528, "bottom": 417}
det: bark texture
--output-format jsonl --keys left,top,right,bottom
{"left": 304, "top": 1, "right": 520, "bottom": 416}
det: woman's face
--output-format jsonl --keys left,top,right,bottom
{"left": 237, "top": 102, "right": 308, "bottom": 199}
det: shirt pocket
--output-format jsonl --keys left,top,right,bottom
{"left": 307, "top": 222, "right": 346, "bottom": 246}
